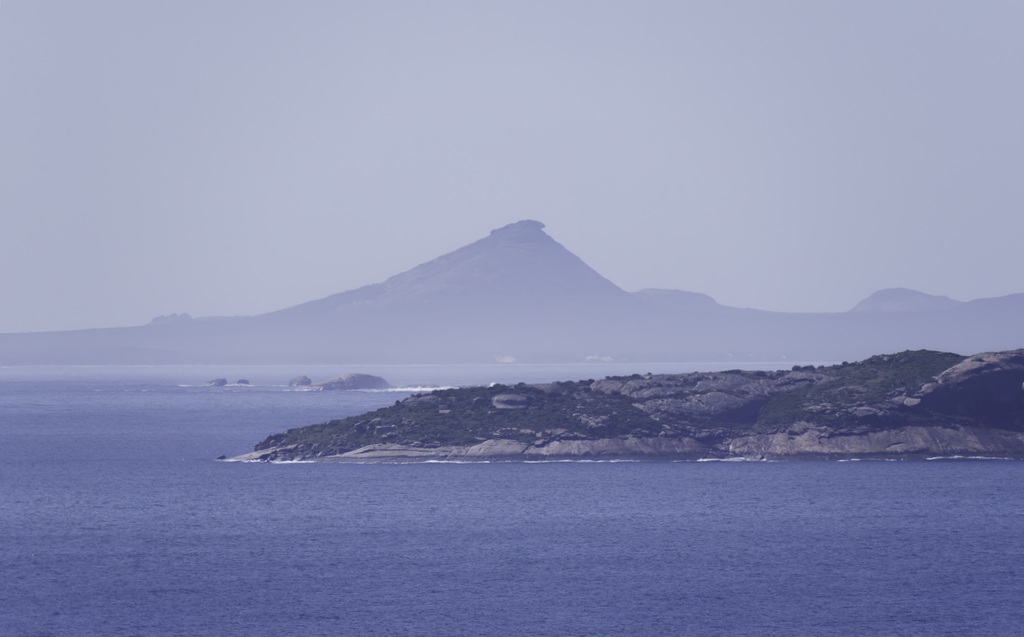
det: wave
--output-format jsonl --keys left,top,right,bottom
{"left": 926, "top": 455, "right": 1016, "bottom": 461}
{"left": 521, "top": 459, "right": 640, "bottom": 463}
{"left": 386, "top": 386, "right": 455, "bottom": 392}
{"left": 177, "top": 383, "right": 257, "bottom": 388}
{"left": 696, "top": 457, "right": 750, "bottom": 462}
{"left": 421, "top": 459, "right": 493, "bottom": 464}
{"left": 259, "top": 459, "right": 316, "bottom": 464}
{"left": 286, "top": 385, "right": 456, "bottom": 393}
{"left": 422, "top": 459, "right": 642, "bottom": 464}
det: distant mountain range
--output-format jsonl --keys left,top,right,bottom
{"left": 2, "top": 220, "right": 1021, "bottom": 364}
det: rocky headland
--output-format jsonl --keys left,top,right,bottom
{"left": 232, "top": 349, "right": 1024, "bottom": 462}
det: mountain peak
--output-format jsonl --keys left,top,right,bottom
{"left": 489, "top": 219, "right": 547, "bottom": 240}
{"left": 377, "top": 219, "right": 624, "bottom": 305}
{"left": 275, "top": 220, "right": 629, "bottom": 320}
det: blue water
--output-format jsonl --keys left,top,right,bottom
{"left": 2, "top": 366, "right": 1023, "bottom": 636}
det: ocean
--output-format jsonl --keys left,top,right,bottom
{"left": 2, "top": 364, "right": 1023, "bottom": 636}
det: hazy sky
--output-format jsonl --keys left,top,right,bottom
{"left": 2, "top": 1, "right": 1022, "bottom": 333}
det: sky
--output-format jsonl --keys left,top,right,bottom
{"left": 2, "top": 1, "right": 1022, "bottom": 333}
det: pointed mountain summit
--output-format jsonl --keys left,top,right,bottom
{"left": 271, "top": 220, "right": 630, "bottom": 319}
{"left": 379, "top": 219, "right": 628, "bottom": 305}
{"left": 247, "top": 220, "right": 642, "bottom": 363}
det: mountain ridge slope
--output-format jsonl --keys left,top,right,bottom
{"left": 1, "top": 221, "right": 1021, "bottom": 364}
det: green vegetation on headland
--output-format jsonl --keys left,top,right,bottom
{"left": 235, "top": 349, "right": 1024, "bottom": 462}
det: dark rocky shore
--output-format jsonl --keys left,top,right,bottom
{"left": 232, "top": 349, "right": 1024, "bottom": 462}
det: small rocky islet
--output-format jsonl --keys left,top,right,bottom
{"left": 232, "top": 349, "right": 1024, "bottom": 462}
{"left": 205, "top": 373, "right": 391, "bottom": 390}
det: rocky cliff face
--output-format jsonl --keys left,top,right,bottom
{"left": 233, "top": 349, "right": 1024, "bottom": 462}
{"left": 915, "top": 350, "right": 1024, "bottom": 428}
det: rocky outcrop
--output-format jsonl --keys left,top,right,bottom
{"left": 915, "top": 350, "right": 1024, "bottom": 428}
{"left": 232, "top": 436, "right": 710, "bottom": 463}
{"left": 721, "top": 424, "right": 1024, "bottom": 459}
{"left": 232, "top": 425, "right": 1024, "bottom": 463}
{"left": 313, "top": 373, "right": 391, "bottom": 391}
{"left": 205, "top": 378, "right": 228, "bottom": 387}
{"left": 491, "top": 393, "right": 532, "bottom": 409}
{"left": 235, "top": 349, "right": 1024, "bottom": 462}
{"left": 288, "top": 375, "right": 312, "bottom": 387}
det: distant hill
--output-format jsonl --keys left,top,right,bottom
{"left": 0, "top": 220, "right": 1021, "bottom": 364}
{"left": 850, "top": 288, "right": 962, "bottom": 312}
{"left": 269, "top": 220, "right": 630, "bottom": 317}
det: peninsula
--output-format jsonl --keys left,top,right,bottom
{"left": 234, "top": 348, "right": 1024, "bottom": 462}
